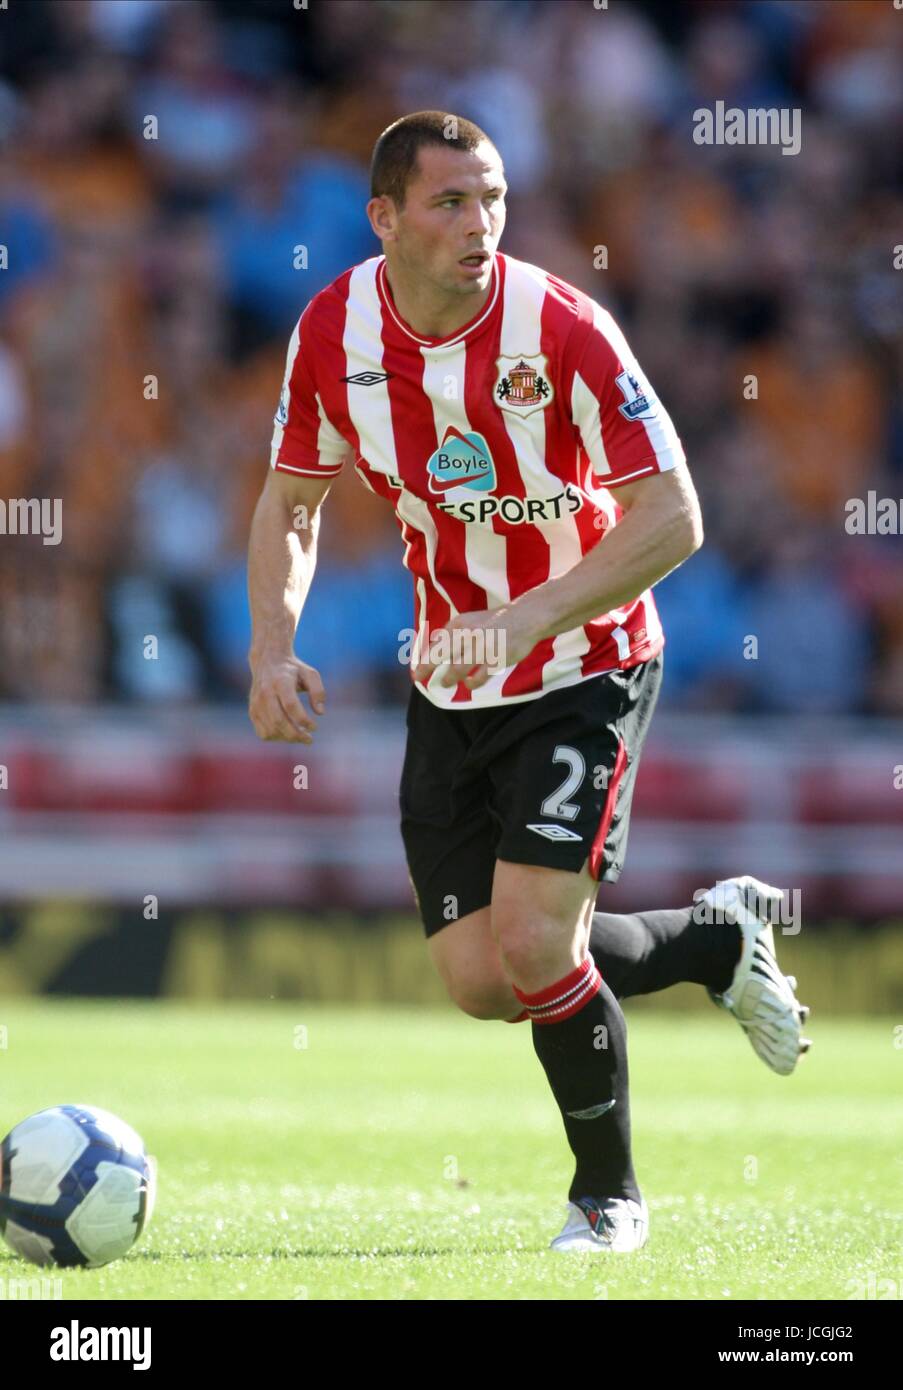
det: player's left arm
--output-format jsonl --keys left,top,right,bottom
{"left": 535, "top": 306, "right": 706, "bottom": 630}
{"left": 417, "top": 462, "right": 702, "bottom": 689}
{"left": 515, "top": 460, "right": 703, "bottom": 635}
{"left": 413, "top": 305, "right": 702, "bottom": 690}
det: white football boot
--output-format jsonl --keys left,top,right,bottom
{"left": 702, "top": 875, "right": 812, "bottom": 1075}
{"left": 550, "top": 1196, "right": 649, "bottom": 1253}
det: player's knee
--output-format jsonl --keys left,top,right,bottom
{"left": 443, "top": 976, "right": 516, "bottom": 1021}
{"left": 497, "top": 941, "right": 573, "bottom": 992}
{"left": 492, "top": 909, "right": 578, "bottom": 988}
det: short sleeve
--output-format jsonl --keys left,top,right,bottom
{"left": 567, "top": 302, "right": 686, "bottom": 487}
{"left": 270, "top": 309, "right": 352, "bottom": 477}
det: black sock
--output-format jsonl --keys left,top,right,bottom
{"left": 588, "top": 906, "right": 742, "bottom": 1001}
{"left": 514, "top": 957, "right": 639, "bottom": 1204}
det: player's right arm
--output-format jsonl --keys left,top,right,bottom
{"left": 249, "top": 298, "right": 353, "bottom": 742}
{"left": 247, "top": 467, "right": 333, "bottom": 744}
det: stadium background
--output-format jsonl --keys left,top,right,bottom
{"left": 0, "top": 0, "right": 901, "bottom": 1013}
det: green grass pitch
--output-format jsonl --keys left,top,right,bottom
{"left": 0, "top": 999, "right": 899, "bottom": 1300}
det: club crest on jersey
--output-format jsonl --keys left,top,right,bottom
{"left": 427, "top": 427, "right": 496, "bottom": 494}
{"left": 494, "top": 354, "right": 553, "bottom": 419}
{"left": 275, "top": 384, "right": 289, "bottom": 426}
{"left": 614, "top": 369, "right": 657, "bottom": 421}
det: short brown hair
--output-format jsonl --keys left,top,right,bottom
{"left": 370, "top": 110, "right": 500, "bottom": 210}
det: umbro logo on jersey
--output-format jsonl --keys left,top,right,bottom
{"left": 526, "top": 823, "right": 584, "bottom": 842}
{"left": 494, "top": 353, "right": 554, "bottom": 419}
{"left": 341, "top": 371, "right": 394, "bottom": 385}
{"left": 615, "top": 369, "right": 657, "bottom": 421}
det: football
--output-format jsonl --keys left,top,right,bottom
{"left": 0, "top": 1104, "right": 156, "bottom": 1268}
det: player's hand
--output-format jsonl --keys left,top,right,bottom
{"left": 248, "top": 656, "right": 326, "bottom": 743}
{"left": 411, "top": 606, "right": 543, "bottom": 691}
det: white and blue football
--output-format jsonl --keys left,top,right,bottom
{"left": 0, "top": 1104, "right": 156, "bottom": 1268}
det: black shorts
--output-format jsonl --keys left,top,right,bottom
{"left": 399, "top": 653, "right": 663, "bottom": 937}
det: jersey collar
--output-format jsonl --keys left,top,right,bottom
{"left": 376, "top": 254, "right": 501, "bottom": 351}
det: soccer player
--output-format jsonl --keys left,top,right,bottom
{"left": 247, "top": 112, "right": 811, "bottom": 1253}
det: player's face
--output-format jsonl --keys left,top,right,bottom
{"left": 378, "top": 144, "right": 507, "bottom": 297}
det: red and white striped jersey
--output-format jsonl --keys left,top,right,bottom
{"left": 270, "top": 251, "right": 686, "bottom": 709}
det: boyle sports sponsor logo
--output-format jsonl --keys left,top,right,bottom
{"left": 437, "top": 481, "right": 584, "bottom": 526}
{"left": 426, "top": 427, "right": 584, "bottom": 525}
{"left": 427, "top": 427, "right": 496, "bottom": 493}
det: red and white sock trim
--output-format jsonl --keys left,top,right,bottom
{"left": 513, "top": 957, "right": 602, "bottom": 1025}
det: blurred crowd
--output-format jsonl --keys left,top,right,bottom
{"left": 0, "top": 0, "right": 901, "bottom": 714}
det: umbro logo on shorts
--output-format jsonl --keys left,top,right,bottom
{"left": 526, "top": 824, "right": 584, "bottom": 842}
